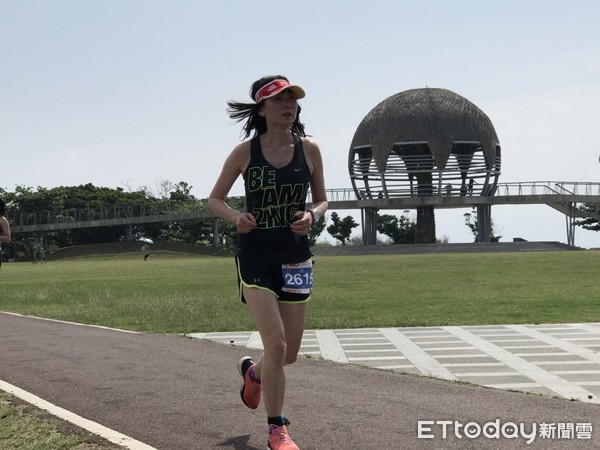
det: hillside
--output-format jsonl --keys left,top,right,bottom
{"left": 47, "top": 241, "right": 231, "bottom": 260}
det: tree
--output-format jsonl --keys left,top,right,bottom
{"left": 154, "top": 181, "right": 212, "bottom": 244}
{"left": 575, "top": 203, "right": 600, "bottom": 232}
{"left": 464, "top": 208, "right": 502, "bottom": 242}
{"left": 169, "top": 181, "right": 196, "bottom": 201}
{"left": 326, "top": 212, "right": 358, "bottom": 245}
{"left": 4, "top": 184, "right": 159, "bottom": 255}
{"left": 308, "top": 214, "right": 327, "bottom": 246}
{"left": 376, "top": 213, "right": 416, "bottom": 244}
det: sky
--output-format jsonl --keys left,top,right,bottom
{"left": 2, "top": 1, "right": 600, "bottom": 247}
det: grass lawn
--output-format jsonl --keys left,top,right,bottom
{"left": 1, "top": 250, "right": 599, "bottom": 332}
{"left": 0, "top": 392, "right": 118, "bottom": 449}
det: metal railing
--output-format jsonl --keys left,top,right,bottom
{"left": 8, "top": 181, "right": 600, "bottom": 231}
{"left": 492, "top": 181, "right": 600, "bottom": 197}
{"left": 309, "top": 182, "right": 600, "bottom": 202}
{"left": 8, "top": 200, "right": 209, "bottom": 228}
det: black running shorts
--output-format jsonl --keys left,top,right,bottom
{"left": 235, "top": 256, "right": 312, "bottom": 304}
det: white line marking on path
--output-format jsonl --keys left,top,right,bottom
{"left": 348, "top": 356, "right": 407, "bottom": 361}
{"left": 377, "top": 364, "right": 415, "bottom": 370}
{"left": 443, "top": 326, "right": 597, "bottom": 404}
{"left": 536, "top": 360, "right": 600, "bottom": 366}
{"left": 485, "top": 382, "right": 542, "bottom": 389}
{"left": 508, "top": 325, "right": 600, "bottom": 364}
{"left": 444, "top": 363, "right": 504, "bottom": 367}
{"left": 573, "top": 323, "right": 600, "bottom": 334}
{"left": 0, "top": 379, "right": 156, "bottom": 450}
{"left": 552, "top": 370, "right": 600, "bottom": 375}
{"left": 0, "top": 311, "right": 139, "bottom": 334}
{"left": 315, "top": 330, "right": 349, "bottom": 363}
{"left": 378, "top": 328, "right": 458, "bottom": 380}
{"left": 454, "top": 371, "right": 522, "bottom": 377}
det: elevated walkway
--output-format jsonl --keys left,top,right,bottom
{"left": 8, "top": 181, "right": 600, "bottom": 246}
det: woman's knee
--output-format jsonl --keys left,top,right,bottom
{"left": 264, "top": 338, "right": 298, "bottom": 365}
{"left": 264, "top": 337, "right": 287, "bottom": 362}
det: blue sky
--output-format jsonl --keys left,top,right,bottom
{"left": 2, "top": 1, "right": 600, "bottom": 246}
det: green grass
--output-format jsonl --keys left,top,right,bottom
{"left": 1, "top": 251, "right": 600, "bottom": 332}
{"left": 0, "top": 392, "right": 114, "bottom": 450}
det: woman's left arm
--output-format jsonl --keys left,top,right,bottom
{"left": 305, "top": 138, "right": 328, "bottom": 217}
{"left": 290, "top": 139, "right": 329, "bottom": 235}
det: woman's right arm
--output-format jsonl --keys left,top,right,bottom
{"left": 0, "top": 217, "right": 10, "bottom": 244}
{"left": 208, "top": 142, "right": 257, "bottom": 233}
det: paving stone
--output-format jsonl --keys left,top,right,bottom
{"left": 194, "top": 322, "right": 600, "bottom": 404}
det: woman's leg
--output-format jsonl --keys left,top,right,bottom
{"left": 278, "top": 302, "right": 307, "bottom": 366}
{"left": 243, "top": 287, "right": 287, "bottom": 417}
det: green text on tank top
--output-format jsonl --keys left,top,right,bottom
{"left": 244, "top": 135, "right": 310, "bottom": 229}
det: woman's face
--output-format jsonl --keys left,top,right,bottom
{"left": 259, "top": 89, "right": 299, "bottom": 126}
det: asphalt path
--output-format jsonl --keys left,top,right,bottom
{"left": 1, "top": 312, "right": 599, "bottom": 449}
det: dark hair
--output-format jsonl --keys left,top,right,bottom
{"left": 0, "top": 199, "right": 5, "bottom": 216}
{"left": 227, "top": 75, "right": 306, "bottom": 139}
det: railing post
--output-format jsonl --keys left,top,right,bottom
{"left": 212, "top": 218, "right": 219, "bottom": 246}
{"left": 125, "top": 224, "right": 132, "bottom": 242}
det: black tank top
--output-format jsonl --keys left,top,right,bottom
{"left": 238, "top": 135, "right": 311, "bottom": 264}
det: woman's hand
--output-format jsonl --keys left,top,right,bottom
{"left": 236, "top": 212, "right": 257, "bottom": 234}
{"left": 290, "top": 211, "right": 312, "bottom": 236}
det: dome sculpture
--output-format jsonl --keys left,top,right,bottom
{"left": 348, "top": 88, "right": 501, "bottom": 199}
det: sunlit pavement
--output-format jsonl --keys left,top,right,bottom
{"left": 190, "top": 323, "right": 600, "bottom": 405}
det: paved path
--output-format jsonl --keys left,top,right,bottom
{"left": 191, "top": 323, "right": 600, "bottom": 405}
{"left": 2, "top": 313, "right": 600, "bottom": 449}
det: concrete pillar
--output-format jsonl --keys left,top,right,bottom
{"left": 212, "top": 218, "right": 219, "bottom": 246}
{"left": 476, "top": 204, "right": 491, "bottom": 242}
{"left": 125, "top": 224, "right": 132, "bottom": 241}
{"left": 565, "top": 202, "right": 576, "bottom": 246}
{"left": 361, "top": 208, "right": 378, "bottom": 245}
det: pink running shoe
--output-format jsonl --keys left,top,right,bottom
{"left": 237, "top": 356, "right": 261, "bottom": 409}
{"left": 268, "top": 424, "right": 299, "bottom": 450}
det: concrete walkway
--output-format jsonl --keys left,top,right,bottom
{"left": 190, "top": 322, "right": 600, "bottom": 405}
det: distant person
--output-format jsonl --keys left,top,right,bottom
{"left": 141, "top": 243, "right": 150, "bottom": 261}
{"left": 0, "top": 199, "right": 11, "bottom": 268}
{"left": 445, "top": 183, "right": 452, "bottom": 197}
{"left": 33, "top": 242, "right": 41, "bottom": 263}
{"left": 208, "top": 75, "right": 328, "bottom": 450}
{"left": 33, "top": 240, "right": 46, "bottom": 264}
{"left": 468, "top": 177, "right": 474, "bottom": 195}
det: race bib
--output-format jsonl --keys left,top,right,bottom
{"left": 281, "top": 259, "right": 313, "bottom": 294}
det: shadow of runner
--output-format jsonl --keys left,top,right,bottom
{"left": 217, "top": 434, "right": 261, "bottom": 449}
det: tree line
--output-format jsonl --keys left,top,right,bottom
{"left": 1, "top": 182, "right": 209, "bottom": 259}
{"left": 0, "top": 183, "right": 424, "bottom": 260}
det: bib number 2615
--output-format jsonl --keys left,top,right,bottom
{"left": 281, "top": 259, "right": 313, "bottom": 294}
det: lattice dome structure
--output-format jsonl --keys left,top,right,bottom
{"left": 348, "top": 88, "right": 501, "bottom": 200}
